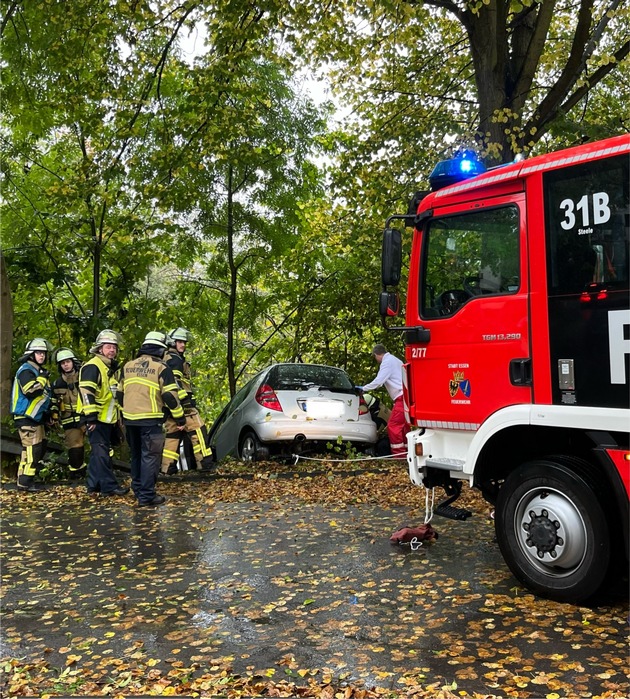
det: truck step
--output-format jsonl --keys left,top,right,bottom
{"left": 434, "top": 503, "right": 473, "bottom": 521}
{"left": 426, "top": 457, "right": 465, "bottom": 471}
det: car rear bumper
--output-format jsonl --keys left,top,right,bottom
{"left": 253, "top": 417, "right": 377, "bottom": 444}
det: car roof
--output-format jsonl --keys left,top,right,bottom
{"left": 265, "top": 362, "right": 347, "bottom": 370}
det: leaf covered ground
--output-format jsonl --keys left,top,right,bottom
{"left": 1, "top": 461, "right": 628, "bottom": 698}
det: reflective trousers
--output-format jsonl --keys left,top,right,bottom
{"left": 388, "top": 396, "right": 410, "bottom": 457}
{"left": 17, "top": 424, "right": 46, "bottom": 486}
{"left": 63, "top": 426, "right": 86, "bottom": 473}
{"left": 161, "top": 409, "right": 213, "bottom": 473}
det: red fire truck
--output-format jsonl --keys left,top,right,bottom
{"left": 381, "top": 135, "right": 629, "bottom": 602}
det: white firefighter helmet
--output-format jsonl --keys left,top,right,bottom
{"left": 169, "top": 327, "right": 191, "bottom": 342}
{"left": 143, "top": 331, "right": 169, "bottom": 348}
{"left": 90, "top": 329, "right": 121, "bottom": 354}
{"left": 362, "top": 393, "right": 376, "bottom": 409}
{"left": 55, "top": 347, "right": 77, "bottom": 363}
{"left": 24, "top": 338, "right": 52, "bottom": 353}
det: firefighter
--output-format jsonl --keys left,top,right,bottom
{"left": 357, "top": 344, "right": 409, "bottom": 457}
{"left": 10, "top": 338, "right": 54, "bottom": 491}
{"left": 51, "top": 347, "right": 86, "bottom": 479}
{"left": 78, "top": 329, "right": 129, "bottom": 496}
{"left": 160, "top": 327, "right": 215, "bottom": 474}
{"left": 118, "top": 331, "right": 186, "bottom": 506}
{"left": 363, "top": 392, "right": 392, "bottom": 456}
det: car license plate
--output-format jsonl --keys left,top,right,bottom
{"left": 298, "top": 399, "right": 344, "bottom": 418}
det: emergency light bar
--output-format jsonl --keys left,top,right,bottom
{"left": 429, "top": 150, "right": 486, "bottom": 191}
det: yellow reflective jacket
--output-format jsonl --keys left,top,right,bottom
{"left": 78, "top": 354, "right": 119, "bottom": 424}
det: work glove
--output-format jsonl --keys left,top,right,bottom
{"left": 389, "top": 524, "right": 438, "bottom": 544}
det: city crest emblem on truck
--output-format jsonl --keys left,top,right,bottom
{"left": 449, "top": 371, "right": 471, "bottom": 399}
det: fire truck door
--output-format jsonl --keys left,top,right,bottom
{"left": 543, "top": 154, "right": 629, "bottom": 409}
{"left": 411, "top": 196, "right": 531, "bottom": 428}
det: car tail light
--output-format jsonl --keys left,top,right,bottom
{"left": 358, "top": 395, "right": 369, "bottom": 415}
{"left": 255, "top": 383, "right": 282, "bottom": 411}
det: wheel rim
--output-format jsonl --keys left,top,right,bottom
{"left": 514, "top": 486, "right": 587, "bottom": 577}
{"left": 240, "top": 436, "right": 257, "bottom": 462}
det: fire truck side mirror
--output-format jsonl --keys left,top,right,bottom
{"left": 379, "top": 291, "right": 400, "bottom": 317}
{"left": 382, "top": 227, "right": 402, "bottom": 286}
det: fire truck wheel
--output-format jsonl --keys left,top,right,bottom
{"left": 495, "top": 458, "right": 610, "bottom": 603}
{"left": 239, "top": 431, "right": 261, "bottom": 462}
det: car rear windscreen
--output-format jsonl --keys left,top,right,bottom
{"left": 271, "top": 365, "right": 355, "bottom": 392}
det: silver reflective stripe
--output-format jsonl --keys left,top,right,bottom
{"left": 415, "top": 420, "right": 480, "bottom": 430}
{"left": 26, "top": 394, "right": 47, "bottom": 418}
{"left": 102, "top": 383, "right": 117, "bottom": 423}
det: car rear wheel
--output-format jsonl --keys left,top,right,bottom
{"left": 239, "top": 431, "right": 262, "bottom": 462}
{"left": 495, "top": 457, "right": 610, "bottom": 603}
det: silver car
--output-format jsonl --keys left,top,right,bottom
{"left": 208, "top": 363, "right": 377, "bottom": 462}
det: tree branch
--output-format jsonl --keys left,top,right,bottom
{"left": 0, "top": 0, "right": 20, "bottom": 37}
{"left": 530, "top": 0, "right": 595, "bottom": 129}
{"left": 511, "top": 0, "right": 555, "bottom": 108}
{"left": 527, "top": 40, "right": 630, "bottom": 139}
{"left": 235, "top": 272, "right": 338, "bottom": 384}
{"left": 4, "top": 175, "right": 88, "bottom": 317}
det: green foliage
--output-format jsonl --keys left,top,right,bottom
{"left": 2, "top": 0, "right": 627, "bottom": 419}
{"left": 284, "top": 0, "right": 629, "bottom": 168}
{"left": 1, "top": 1, "right": 334, "bottom": 407}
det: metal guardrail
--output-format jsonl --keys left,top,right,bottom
{"left": 1, "top": 425, "right": 64, "bottom": 458}
{"left": 1, "top": 425, "right": 394, "bottom": 481}
{"left": 0, "top": 424, "right": 129, "bottom": 470}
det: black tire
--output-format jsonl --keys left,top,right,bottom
{"left": 495, "top": 457, "right": 610, "bottom": 603}
{"left": 238, "top": 431, "right": 261, "bottom": 462}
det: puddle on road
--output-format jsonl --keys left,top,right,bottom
{"left": 1, "top": 487, "right": 627, "bottom": 698}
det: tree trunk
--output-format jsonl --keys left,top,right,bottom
{"left": 226, "top": 164, "right": 238, "bottom": 398}
{"left": 91, "top": 213, "right": 102, "bottom": 328}
{"left": 0, "top": 250, "right": 14, "bottom": 417}
{"left": 461, "top": 0, "right": 556, "bottom": 163}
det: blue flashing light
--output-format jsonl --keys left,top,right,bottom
{"left": 429, "top": 150, "right": 487, "bottom": 191}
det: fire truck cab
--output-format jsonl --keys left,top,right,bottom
{"left": 381, "top": 135, "right": 629, "bottom": 602}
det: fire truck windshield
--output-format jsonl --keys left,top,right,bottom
{"left": 421, "top": 206, "right": 519, "bottom": 318}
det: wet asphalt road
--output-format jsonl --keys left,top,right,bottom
{"left": 1, "top": 471, "right": 628, "bottom": 698}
